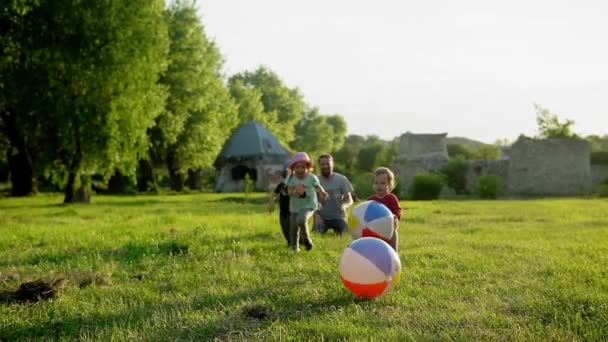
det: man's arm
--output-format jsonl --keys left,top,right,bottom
{"left": 341, "top": 176, "right": 355, "bottom": 209}
{"left": 341, "top": 192, "right": 353, "bottom": 209}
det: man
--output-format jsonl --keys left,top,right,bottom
{"left": 314, "top": 153, "right": 354, "bottom": 235}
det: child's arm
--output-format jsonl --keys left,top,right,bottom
{"left": 268, "top": 192, "right": 276, "bottom": 212}
{"left": 268, "top": 183, "right": 283, "bottom": 212}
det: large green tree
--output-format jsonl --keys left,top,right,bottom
{"left": 290, "top": 108, "right": 347, "bottom": 159}
{"left": 0, "top": 1, "right": 51, "bottom": 196}
{"left": 41, "top": 0, "right": 168, "bottom": 203}
{"left": 151, "top": 1, "right": 237, "bottom": 191}
{"left": 228, "top": 66, "right": 305, "bottom": 144}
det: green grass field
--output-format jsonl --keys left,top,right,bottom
{"left": 0, "top": 193, "right": 607, "bottom": 341}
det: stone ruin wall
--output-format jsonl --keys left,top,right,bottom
{"left": 392, "top": 133, "right": 594, "bottom": 196}
{"left": 506, "top": 137, "right": 591, "bottom": 196}
{"left": 393, "top": 133, "right": 448, "bottom": 191}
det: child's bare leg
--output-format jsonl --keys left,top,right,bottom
{"left": 297, "top": 209, "right": 315, "bottom": 251}
{"left": 389, "top": 229, "right": 398, "bottom": 252}
{"left": 289, "top": 213, "right": 300, "bottom": 251}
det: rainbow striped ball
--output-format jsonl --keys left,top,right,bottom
{"left": 338, "top": 237, "right": 402, "bottom": 299}
{"left": 348, "top": 200, "right": 394, "bottom": 242}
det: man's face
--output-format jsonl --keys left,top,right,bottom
{"left": 319, "top": 157, "right": 333, "bottom": 177}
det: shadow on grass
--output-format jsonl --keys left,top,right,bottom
{"left": 209, "top": 196, "right": 267, "bottom": 205}
{"left": 0, "top": 202, "right": 65, "bottom": 210}
{"left": 151, "top": 287, "right": 362, "bottom": 340}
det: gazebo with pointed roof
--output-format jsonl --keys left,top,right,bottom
{"left": 214, "top": 120, "right": 290, "bottom": 192}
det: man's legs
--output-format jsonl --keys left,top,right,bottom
{"left": 321, "top": 218, "right": 349, "bottom": 235}
{"left": 333, "top": 218, "right": 349, "bottom": 235}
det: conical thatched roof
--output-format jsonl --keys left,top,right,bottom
{"left": 214, "top": 120, "right": 289, "bottom": 167}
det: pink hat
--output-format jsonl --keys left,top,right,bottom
{"left": 289, "top": 152, "right": 312, "bottom": 169}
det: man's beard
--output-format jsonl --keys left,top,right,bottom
{"left": 321, "top": 169, "right": 331, "bottom": 177}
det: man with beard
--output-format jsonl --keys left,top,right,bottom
{"left": 314, "top": 153, "right": 354, "bottom": 235}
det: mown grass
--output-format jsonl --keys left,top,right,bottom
{"left": 0, "top": 193, "right": 607, "bottom": 341}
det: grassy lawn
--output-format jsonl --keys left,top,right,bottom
{"left": 0, "top": 193, "right": 607, "bottom": 341}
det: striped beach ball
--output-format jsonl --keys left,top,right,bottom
{"left": 348, "top": 200, "right": 394, "bottom": 242}
{"left": 338, "top": 237, "right": 402, "bottom": 299}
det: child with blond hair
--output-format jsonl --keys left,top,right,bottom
{"left": 368, "top": 167, "right": 402, "bottom": 251}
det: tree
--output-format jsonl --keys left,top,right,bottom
{"left": 325, "top": 115, "right": 348, "bottom": 152}
{"left": 156, "top": 1, "right": 238, "bottom": 191}
{"left": 472, "top": 144, "right": 500, "bottom": 160}
{"left": 333, "top": 134, "right": 365, "bottom": 175}
{"left": 586, "top": 134, "right": 608, "bottom": 152}
{"left": 290, "top": 108, "right": 348, "bottom": 159}
{"left": 228, "top": 66, "right": 305, "bottom": 144}
{"left": 228, "top": 79, "right": 273, "bottom": 129}
{"left": 40, "top": 0, "right": 169, "bottom": 203}
{"left": 356, "top": 136, "right": 391, "bottom": 172}
{"left": 534, "top": 103, "right": 578, "bottom": 139}
{"left": 447, "top": 143, "right": 474, "bottom": 160}
{"left": 0, "top": 1, "right": 50, "bottom": 196}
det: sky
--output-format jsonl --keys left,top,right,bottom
{"left": 197, "top": 0, "right": 608, "bottom": 143}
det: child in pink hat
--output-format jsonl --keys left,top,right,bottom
{"left": 287, "top": 152, "right": 328, "bottom": 251}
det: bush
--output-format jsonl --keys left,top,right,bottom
{"left": 475, "top": 175, "right": 502, "bottom": 199}
{"left": 411, "top": 173, "right": 443, "bottom": 200}
{"left": 350, "top": 172, "right": 373, "bottom": 200}
{"left": 440, "top": 157, "right": 468, "bottom": 194}
{"left": 595, "top": 179, "right": 608, "bottom": 197}
{"left": 590, "top": 151, "right": 608, "bottom": 165}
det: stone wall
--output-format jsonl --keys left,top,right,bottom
{"left": 393, "top": 132, "right": 448, "bottom": 192}
{"left": 215, "top": 161, "right": 283, "bottom": 192}
{"left": 396, "top": 132, "right": 448, "bottom": 160}
{"left": 506, "top": 137, "right": 591, "bottom": 196}
{"left": 394, "top": 156, "right": 448, "bottom": 191}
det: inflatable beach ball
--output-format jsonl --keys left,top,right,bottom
{"left": 348, "top": 200, "right": 394, "bottom": 242}
{"left": 338, "top": 237, "right": 402, "bottom": 299}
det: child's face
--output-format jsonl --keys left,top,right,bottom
{"left": 292, "top": 162, "right": 308, "bottom": 178}
{"left": 373, "top": 173, "right": 391, "bottom": 196}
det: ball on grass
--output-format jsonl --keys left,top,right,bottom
{"left": 338, "top": 237, "right": 401, "bottom": 299}
{"left": 348, "top": 200, "right": 395, "bottom": 242}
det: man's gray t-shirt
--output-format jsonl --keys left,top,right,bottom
{"left": 318, "top": 173, "right": 354, "bottom": 220}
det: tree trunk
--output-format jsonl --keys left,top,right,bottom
{"left": 137, "top": 159, "right": 156, "bottom": 192}
{"left": 63, "top": 171, "right": 77, "bottom": 203}
{"left": 8, "top": 148, "right": 37, "bottom": 196}
{"left": 3, "top": 108, "right": 37, "bottom": 196}
{"left": 73, "top": 183, "right": 91, "bottom": 203}
{"left": 167, "top": 151, "right": 184, "bottom": 191}
{"left": 186, "top": 169, "right": 202, "bottom": 190}
{"left": 63, "top": 124, "right": 83, "bottom": 204}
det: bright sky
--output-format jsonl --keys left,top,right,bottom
{"left": 198, "top": 0, "right": 608, "bottom": 143}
